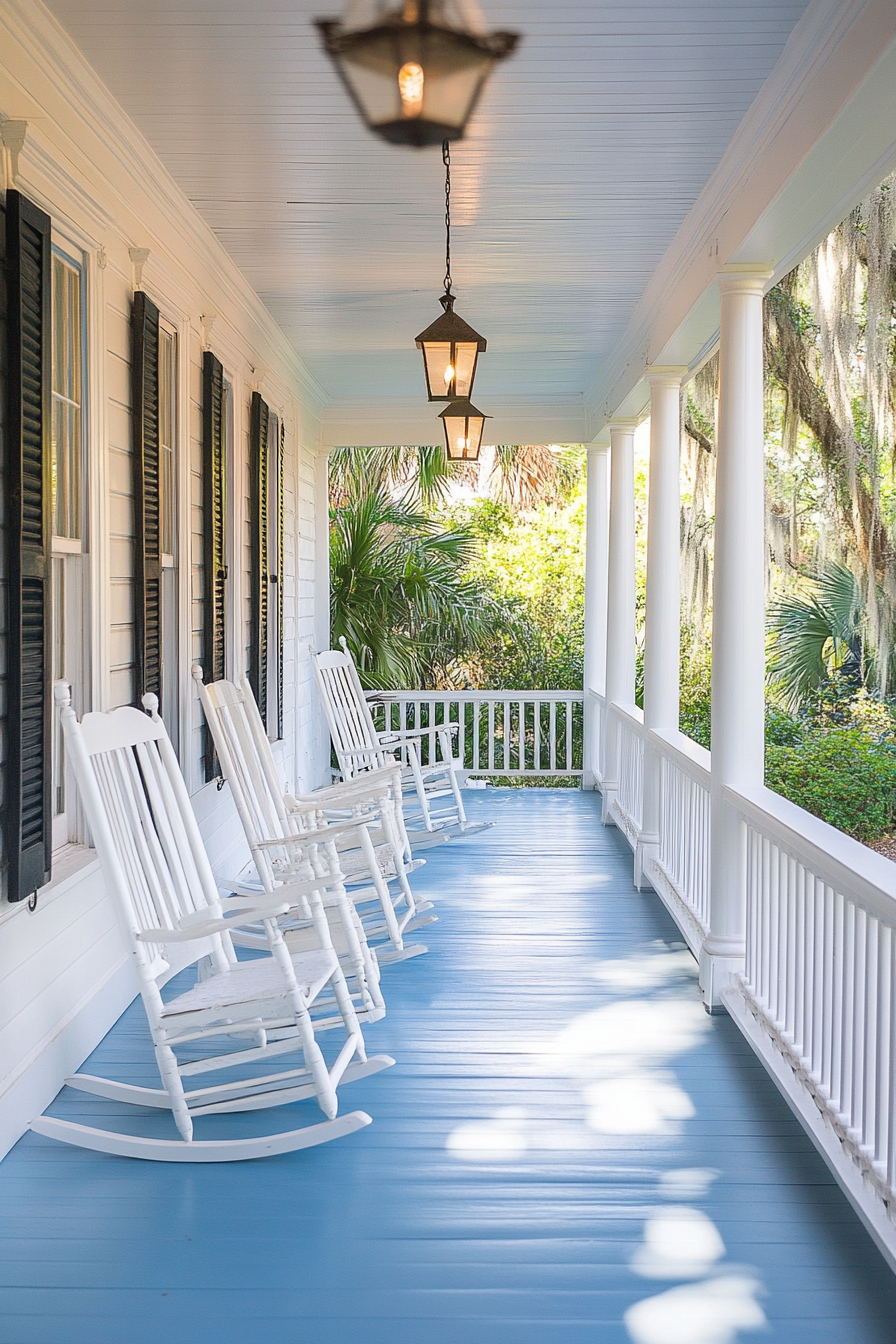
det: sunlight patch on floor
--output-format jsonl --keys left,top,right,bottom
{"left": 625, "top": 1275, "right": 767, "bottom": 1344}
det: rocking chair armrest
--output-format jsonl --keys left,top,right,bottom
{"left": 378, "top": 723, "right": 460, "bottom": 742}
{"left": 287, "top": 767, "right": 400, "bottom": 809}
{"left": 339, "top": 744, "right": 403, "bottom": 760}
{"left": 137, "top": 900, "right": 290, "bottom": 942}
{"left": 253, "top": 816, "right": 379, "bottom": 849}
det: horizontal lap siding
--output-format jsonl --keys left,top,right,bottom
{"left": 0, "top": 0, "right": 327, "bottom": 1161}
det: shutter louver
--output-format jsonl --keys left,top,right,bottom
{"left": 132, "top": 291, "right": 161, "bottom": 707}
{"left": 248, "top": 391, "right": 269, "bottom": 721}
{"left": 276, "top": 419, "right": 284, "bottom": 740}
{"left": 5, "top": 192, "right": 52, "bottom": 901}
{"left": 202, "top": 350, "right": 226, "bottom": 781}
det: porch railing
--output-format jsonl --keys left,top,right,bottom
{"left": 731, "top": 782, "right": 896, "bottom": 1212}
{"left": 612, "top": 702, "right": 644, "bottom": 842}
{"left": 592, "top": 689, "right": 896, "bottom": 1258}
{"left": 367, "top": 690, "right": 583, "bottom": 780}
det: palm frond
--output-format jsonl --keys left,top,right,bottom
{"left": 767, "top": 564, "right": 865, "bottom": 709}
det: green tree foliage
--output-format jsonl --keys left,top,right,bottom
{"left": 329, "top": 479, "right": 507, "bottom": 689}
{"left": 451, "top": 474, "right": 586, "bottom": 690}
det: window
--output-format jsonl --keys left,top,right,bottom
{"left": 50, "top": 246, "right": 88, "bottom": 849}
{"left": 159, "top": 323, "right": 179, "bottom": 753}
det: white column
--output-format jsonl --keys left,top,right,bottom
{"left": 702, "top": 265, "right": 773, "bottom": 1009}
{"left": 582, "top": 442, "right": 609, "bottom": 789}
{"left": 637, "top": 368, "right": 687, "bottom": 886}
{"left": 601, "top": 420, "right": 637, "bottom": 823}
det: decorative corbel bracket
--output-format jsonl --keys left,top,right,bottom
{"left": 128, "top": 247, "right": 151, "bottom": 291}
{"left": 200, "top": 312, "right": 217, "bottom": 351}
{"left": 1, "top": 120, "right": 27, "bottom": 186}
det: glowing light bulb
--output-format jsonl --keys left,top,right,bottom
{"left": 457, "top": 436, "right": 468, "bottom": 452}
{"left": 444, "top": 363, "right": 455, "bottom": 386}
{"left": 398, "top": 62, "right": 424, "bottom": 118}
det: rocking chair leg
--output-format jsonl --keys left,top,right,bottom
{"left": 406, "top": 741, "right": 435, "bottom": 831}
{"left": 357, "top": 820, "right": 406, "bottom": 951}
{"left": 268, "top": 932, "right": 339, "bottom": 1120}
{"left": 155, "top": 1042, "right": 193, "bottom": 1142}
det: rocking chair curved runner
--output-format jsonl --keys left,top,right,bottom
{"left": 30, "top": 686, "right": 393, "bottom": 1163}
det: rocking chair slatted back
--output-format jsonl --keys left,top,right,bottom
{"left": 312, "top": 644, "right": 392, "bottom": 778}
{"left": 58, "top": 686, "right": 230, "bottom": 983}
{"left": 191, "top": 666, "right": 303, "bottom": 891}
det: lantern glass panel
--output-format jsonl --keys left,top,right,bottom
{"left": 422, "top": 339, "right": 479, "bottom": 400}
{"left": 442, "top": 407, "right": 486, "bottom": 461}
{"left": 328, "top": 27, "right": 496, "bottom": 144}
{"left": 450, "top": 342, "right": 478, "bottom": 398}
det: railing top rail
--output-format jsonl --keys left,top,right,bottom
{"left": 726, "top": 781, "right": 896, "bottom": 925}
{"left": 607, "top": 700, "right": 645, "bottom": 732}
{"left": 587, "top": 686, "right": 606, "bottom": 705}
{"left": 366, "top": 690, "right": 583, "bottom": 703}
{"left": 649, "top": 726, "right": 712, "bottom": 788}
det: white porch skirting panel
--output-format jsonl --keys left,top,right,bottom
{"left": 594, "top": 690, "right": 896, "bottom": 1274}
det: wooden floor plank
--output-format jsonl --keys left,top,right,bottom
{"left": 1, "top": 788, "right": 895, "bottom": 1343}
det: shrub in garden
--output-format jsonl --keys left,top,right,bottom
{"left": 765, "top": 728, "right": 896, "bottom": 842}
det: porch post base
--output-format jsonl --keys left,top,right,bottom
{"left": 634, "top": 835, "right": 658, "bottom": 892}
{"left": 600, "top": 783, "right": 617, "bottom": 825}
{"left": 699, "top": 944, "right": 745, "bottom": 1013}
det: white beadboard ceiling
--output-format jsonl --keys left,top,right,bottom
{"left": 44, "top": 0, "right": 810, "bottom": 411}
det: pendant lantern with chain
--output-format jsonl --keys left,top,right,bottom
{"left": 415, "top": 139, "right": 486, "bottom": 405}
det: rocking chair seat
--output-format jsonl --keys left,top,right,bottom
{"left": 162, "top": 948, "right": 339, "bottom": 1021}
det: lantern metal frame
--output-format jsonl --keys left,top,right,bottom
{"left": 439, "top": 397, "right": 490, "bottom": 462}
{"left": 415, "top": 293, "right": 486, "bottom": 401}
{"left": 316, "top": 2, "right": 519, "bottom": 149}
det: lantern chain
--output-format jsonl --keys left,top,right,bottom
{"left": 443, "top": 138, "right": 452, "bottom": 298}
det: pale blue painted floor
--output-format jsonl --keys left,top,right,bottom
{"left": 2, "top": 789, "right": 896, "bottom": 1344}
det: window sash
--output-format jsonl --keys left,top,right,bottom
{"left": 51, "top": 251, "right": 84, "bottom": 542}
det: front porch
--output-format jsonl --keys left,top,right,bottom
{"left": 2, "top": 789, "right": 894, "bottom": 1344}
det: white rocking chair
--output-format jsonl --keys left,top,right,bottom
{"left": 30, "top": 685, "right": 393, "bottom": 1163}
{"left": 191, "top": 668, "right": 433, "bottom": 969}
{"left": 312, "top": 640, "right": 484, "bottom": 838}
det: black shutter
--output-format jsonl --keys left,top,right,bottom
{"left": 131, "top": 291, "right": 161, "bottom": 707}
{"left": 275, "top": 419, "right": 284, "bottom": 740}
{"left": 247, "top": 391, "right": 269, "bottom": 720}
{"left": 201, "top": 350, "right": 226, "bottom": 780}
{"left": 5, "top": 192, "right": 52, "bottom": 901}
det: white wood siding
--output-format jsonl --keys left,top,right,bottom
{"left": 0, "top": 0, "right": 327, "bottom": 1159}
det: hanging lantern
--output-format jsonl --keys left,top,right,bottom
{"left": 416, "top": 295, "right": 486, "bottom": 401}
{"left": 416, "top": 139, "right": 486, "bottom": 399}
{"left": 439, "top": 397, "right": 489, "bottom": 461}
{"left": 315, "top": 1, "right": 519, "bottom": 148}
